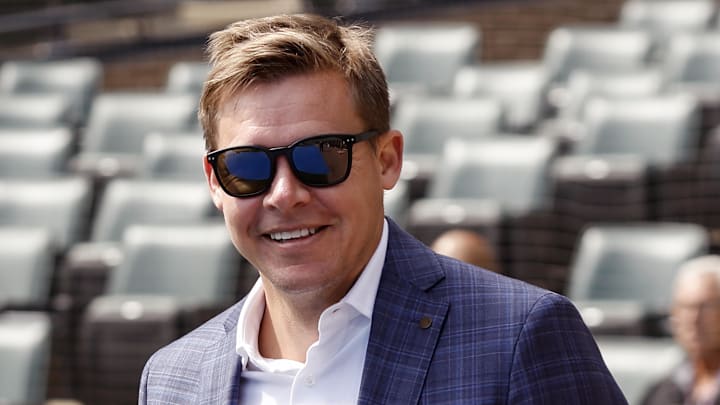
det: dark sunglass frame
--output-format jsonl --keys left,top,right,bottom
{"left": 207, "top": 130, "right": 380, "bottom": 198}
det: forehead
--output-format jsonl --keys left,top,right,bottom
{"left": 215, "top": 71, "right": 365, "bottom": 148}
{"left": 674, "top": 272, "right": 720, "bottom": 302}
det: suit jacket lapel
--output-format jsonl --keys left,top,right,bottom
{"left": 198, "top": 301, "right": 244, "bottom": 405}
{"left": 358, "top": 220, "right": 449, "bottom": 405}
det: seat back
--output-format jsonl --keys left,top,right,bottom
{"left": 567, "top": 223, "right": 708, "bottom": 310}
{"left": 0, "top": 311, "right": 51, "bottom": 405}
{"left": 107, "top": 224, "right": 239, "bottom": 306}
{"left": 0, "top": 93, "right": 76, "bottom": 128}
{"left": 392, "top": 96, "right": 502, "bottom": 155}
{"left": 139, "top": 132, "right": 206, "bottom": 181}
{"left": 574, "top": 93, "right": 701, "bottom": 166}
{"left": 453, "top": 62, "right": 549, "bottom": 131}
{"left": 428, "top": 136, "right": 556, "bottom": 214}
{"left": 560, "top": 69, "right": 665, "bottom": 120}
{"left": 374, "top": 23, "right": 480, "bottom": 93}
{"left": 165, "top": 61, "right": 210, "bottom": 96}
{"left": 0, "top": 127, "right": 73, "bottom": 178}
{"left": 0, "top": 227, "right": 55, "bottom": 309}
{"left": 90, "top": 179, "right": 214, "bottom": 242}
{"left": 543, "top": 25, "right": 653, "bottom": 84}
{"left": 663, "top": 32, "right": 720, "bottom": 84}
{"left": 0, "top": 58, "right": 102, "bottom": 124}
{"left": 596, "top": 336, "right": 684, "bottom": 405}
{"left": 620, "top": 0, "right": 715, "bottom": 33}
{"left": 82, "top": 92, "right": 199, "bottom": 154}
{"left": 0, "top": 177, "right": 92, "bottom": 250}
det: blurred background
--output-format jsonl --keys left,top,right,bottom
{"left": 2, "top": 0, "right": 720, "bottom": 404}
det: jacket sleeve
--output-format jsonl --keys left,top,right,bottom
{"left": 507, "top": 292, "right": 628, "bottom": 404}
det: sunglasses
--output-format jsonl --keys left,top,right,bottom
{"left": 207, "top": 130, "right": 381, "bottom": 197}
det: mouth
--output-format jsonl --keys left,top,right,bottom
{"left": 266, "top": 226, "right": 324, "bottom": 242}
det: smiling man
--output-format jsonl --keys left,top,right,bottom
{"left": 139, "top": 14, "right": 627, "bottom": 404}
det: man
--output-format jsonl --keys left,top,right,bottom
{"left": 430, "top": 229, "right": 500, "bottom": 273}
{"left": 139, "top": 14, "right": 626, "bottom": 404}
{"left": 642, "top": 255, "right": 720, "bottom": 405}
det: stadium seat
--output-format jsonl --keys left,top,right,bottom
{"left": 573, "top": 93, "right": 700, "bottom": 165}
{"left": 620, "top": 0, "right": 715, "bottom": 61}
{"left": 0, "top": 311, "right": 52, "bottom": 405}
{"left": 596, "top": 336, "right": 684, "bottom": 405}
{"left": 374, "top": 22, "right": 480, "bottom": 95}
{"left": 544, "top": 69, "right": 665, "bottom": 147}
{"left": 542, "top": 25, "right": 653, "bottom": 109}
{"left": 0, "top": 177, "right": 93, "bottom": 251}
{"left": 453, "top": 62, "right": 549, "bottom": 132}
{"left": 0, "top": 227, "right": 55, "bottom": 311}
{"left": 139, "top": 132, "right": 206, "bottom": 181}
{"left": 0, "top": 58, "right": 102, "bottom": 126}
{"left": 567, "top": 223, "right": 708, "bottom": 335}
{"left": 0, "top": 127, "right": 74, "bottom": 178}
{"left": 165, "top": 61, "right": 210, "bottom": 96}
{"left": 0, "top": 93, "right": 77, "bottom": 128}
{"left": 77, "top": 224, "right": 249, "bottom": 405}
{"left": 407, "top": 137, "right": 557, "bottom": 272}
{"left": 72, "top": 92, "right": 199, "bottom": 179}
{"left": 392, "top": 95, "right": 502, "bottom": 201}
{"left": 662, "top": 32, "right": 720, "bottom": 137}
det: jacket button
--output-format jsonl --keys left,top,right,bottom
{"left": 419, "top": 316, "right": 432, "bottom": 329}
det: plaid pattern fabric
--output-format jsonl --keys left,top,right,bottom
{"left": 140, "top": 219, "right": 627, "bottom": 404}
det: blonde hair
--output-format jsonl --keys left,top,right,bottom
{"left": 199, "top": 14, "right": 390, "bottom": 151}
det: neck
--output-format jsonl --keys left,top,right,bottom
{"left": 258, "top": 286, "right": 333, "bottom": 362}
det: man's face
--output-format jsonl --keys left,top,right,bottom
{"left": 671, "top": 272, "right": 720, "bottom": 358}
{"left": 204, "top": 71, "right": 402, "bottom": 306}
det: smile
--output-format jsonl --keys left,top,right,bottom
{"left": 268, "top": 227, "right": 318, "bottom": 242}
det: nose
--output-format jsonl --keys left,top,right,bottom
{"left": 263, "top": 155, "right": 311, "bottom": 211}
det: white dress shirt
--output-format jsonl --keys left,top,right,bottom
{"left": 236, "top": 219, "right": 389, "bottom": 405}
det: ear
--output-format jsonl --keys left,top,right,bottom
{"left": 203, "top": 157, "right": 225, "bottom": 212}
{"left": 376, "top": 129, "right": 404, "bottom": 190}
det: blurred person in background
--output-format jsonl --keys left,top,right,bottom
{"left": 139, "top": 13, "right": 626, "bottom": 404}
{"left": 642, "top": 255, "right": 720, "bottom": 405}
{"left": 430, "top": 229, "right": 500, "bottom": 273}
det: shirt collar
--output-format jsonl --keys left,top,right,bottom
{"left": 236, "top": 219, "right": 389, "bottom": 367}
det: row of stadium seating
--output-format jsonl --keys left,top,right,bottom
{"left": 4, "top": 0, "right": 720, "bottom": 403}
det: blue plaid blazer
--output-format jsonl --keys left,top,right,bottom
{"left": 140, "top": 219, "right": 627, "bottom": 404}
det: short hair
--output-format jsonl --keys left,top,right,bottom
{"left": 199, "top": 14, "right": 390, "bottom": 151}
{"left": 674, "top": 255, "right": 720, "bottom": 290}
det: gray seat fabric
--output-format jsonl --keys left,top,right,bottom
{"left": 0, "top": 227, "right": 55, "bottom": 309}
{"left": 0, "top": 128, "right": 73, "bottom": 178}
{"left": 0, "top": 311, "right": 52, "bottom": 405}
{"left": 573, "top": 93, "right": 701, "bottom": 167}
{"left": 453, "top": 62, "right": 549, "bottom": 131}
{"left": 165, "top": 61, "right": 210, "bottom": 96}
{"left": 139, "top": 132, "right": 206, "bottom": 182}
{"left": 90, "top": 179, "right": 214, "bottom": 243}
{"left": 81, "top": 92, "right": 199, "bottom": 155}
{"left": 542, "top": 25, "right": 653, "bottom": 86}
{"left": 663, "top": 31, "right": 720, "bottom": 96}
{"left": 0, "top": 93, "right": 77, "bottom": 128}
{"left": 620, "top": 0, "right": 715, "bottom": 60}
{"left": 427, "top": 136, "right": 557, "bottom": 214}
{"left": 0, "top": 58, "right": 102, "bottom": 125}
{"left": 105, "top": 224, "right": 239, "bottom": 306}
{"left": 0, "top": 177, "right": 92, "bottom": 250}
{"left": 596, "top": 336, "right": 684, "bottom": 405}
{"left": 567, "top": 223, "right": 708, "bottom": 312}
{"left": 374, "top": 23, "right": 480, "bottom": 94}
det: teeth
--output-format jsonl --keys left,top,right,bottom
{"left": 269, "top": 228, "right": 317, "bottom": 241}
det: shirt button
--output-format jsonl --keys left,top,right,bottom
{"left": 304, "top": 375, "right": 315, "bottom": 386}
